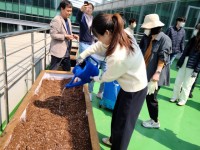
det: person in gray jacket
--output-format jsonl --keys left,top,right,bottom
{"left": 49, "top": 0, "right": 78, "bottom": 71}
{"left": 139, "top": 14, "right": 172, "bottom": 128}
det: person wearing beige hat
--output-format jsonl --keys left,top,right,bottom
{"left": 170, "top": 23, "right": 200, "bottom": 106}
{"left": 139, "top": 14, "right": 172, "bottom": 128}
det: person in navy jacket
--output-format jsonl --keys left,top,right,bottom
{"left": 166, "top": 17, "right": 186, "bottom": 65}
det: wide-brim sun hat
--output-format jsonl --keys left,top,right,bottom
{"left": 141, "top": 14, "right": 165, "bottom": 29}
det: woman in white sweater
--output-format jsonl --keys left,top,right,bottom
{"left": 79, "top": 13, "right": 147, "bottom": 150}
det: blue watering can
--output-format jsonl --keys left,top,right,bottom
{"left": 65, "top": 56, "right": 99, "bottom": 88}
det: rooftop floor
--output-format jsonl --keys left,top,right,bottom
{"left": 92, "top": 60, "right": 200, "bottom": 150}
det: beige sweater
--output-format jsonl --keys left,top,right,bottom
{"left": 80, "top": 41, "right": 147, "bottom": 92}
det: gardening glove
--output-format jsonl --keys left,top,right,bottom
{"left": 91, "top": 76, "right": 102, "bottom": 83}
{"left": 147, "top": 80, "right": 158, "bottom": 95}
{"left": 191, "top": 72, "right": 197, "bottom": 78}
{"left": 90, "top": 76, "right": 94, "bottom": 82}
{"left": 76, "top": 56, "right": 84, "bottom": 65}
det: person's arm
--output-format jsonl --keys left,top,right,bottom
{"left": 180, "top": 30, "right": 185, "bottom": 53}
{"left": 80, "top": 41, "right": 107, "bottom": 59}
{"left": 152, "top": 36, "right": 172, "bottom": 81}
{"left": 194, "top": 55, "right": 200, "bottom": 74}
{"left": 158, "top": 36, "right": 172, "bottom": 64}
{"left": 94, "top": 55, "right": 127, "bottom": 83}
{"left": 165, "top": 27, "right": 171, "bottom": 38}
{"left": 139, "top": 35, "right": 147, "bottom": 55}
{"left": 151, "top": 60, "right": 165, "bottom": 81}
{"left": 76, "top": 4, "right": 87, "bottom": 24}
{"left": 76, "top": 9, "right": 83, "bottom": 23}
{"left": 177, "top": 37, "right": 193, "bottom": 68}
{"left": 50, "top": 18, "right": 65, "bottom": 41}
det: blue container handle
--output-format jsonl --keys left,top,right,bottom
{"left": 86, "top": 56, "right": 99, "bottom": 67}
{"left": 65, "top": 76, "right": 85, "bottom": 88}
{"left": 113, "top": 81, "right": 120, "bottom": 86}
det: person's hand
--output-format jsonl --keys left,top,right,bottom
{"left": 90, "top": 76, "right": 94, "bottom": 81}
{"left": 80, "top": 4, "right": 87, "bottom": 12}
{"left": 92, "top": 76, "right": 102, "bottom": 83}
{"left": 76, "top": 57, "right": 84, "bottom": 65}
{"left": 191, "top": 72, "right": 197, "bottom": 78}
{"left": 152, "top": 71, "right": 160, "bottom": 81}
{"left": 147, "top": 81, "right": 158, "bottom": 95}
{"left": 73, "top": 34, "right": 79, "bottom": 41}
{"left": 73, "top": 77, "right": 80, "bottom": 83}
{"left": 65, "top": 34, "right": 74, "bottom": 40}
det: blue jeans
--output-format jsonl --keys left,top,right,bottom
{"left": 170, "top": 53, "right": 177, "bottom": 65}
{"left": 88, "top": 59, "right": 106, "bottom": 93}
{"left": 79, "top": 42, "right": 91, "bottom": 54}
{"left": 79, "top": 42, "right": 106, "bottom": 93}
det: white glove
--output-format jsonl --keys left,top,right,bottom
{"left": 147, "top": 81, "right": 158, "bottom": 95}
{"left": 76, "top": 56, "right": 84, "bottom": 65}
{"left": 92, "top": 76, "right": 102, "bottom": 83}
{"left": 191, "top": 72, "right": 197, "bottom": 78}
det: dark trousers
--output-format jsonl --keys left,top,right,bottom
{"left": 170, "top": 53, "right": 178, "bottom": 65}
{"left": 49, "top": 55, "right": 71, "bottom": 71}
{"left": 110, "top": 87, "right": 147, "bottom": 150}
{"left": 146, "top": 86, "right": 161, "bottom": 122}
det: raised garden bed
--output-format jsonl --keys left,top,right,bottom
{"left": 0, "top": 70, "right": 100, "bottom": 150}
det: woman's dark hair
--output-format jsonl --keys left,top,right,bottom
{"left": 91, "top": 13, "right": 134, "bottom": 57}
{"left": 88, "top": 3, "right": 94, "bottom": 10}
{"left": 176, "top": 17, "right": 186, "bottom": 22}
{"left": 59, "top": 0, "right": 72, "bottom": 9}
{"left": 129, "top": 19, "right": 136, "bottom": 25}
{"left": 150, "top": 27, "right": 162, "bottom": 35}
{"left": 195, "top": 23, "right": 200, "bottom": 51}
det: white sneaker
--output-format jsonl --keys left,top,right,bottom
{"left": 102, "top": 137, "right": 112, "bottom": 146}
{"left": 89, "top": 93, "right": 92, "bottom": 102}
{"left": 96, "top": 92, "right": 103, "bottom": 99}
{"left": 177, "top": 100, "right": 186, "bottom": 106}
{"left": 142, "top": 119, "right": 160, "bottom": 128}
{"left": 169, "top": 98, "right": 177, "bottom": 102}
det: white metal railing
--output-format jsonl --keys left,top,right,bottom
{"left": 0, "top": 25, "right": 80, "bottom": 131}
{"left": 0, "top": 27, "right": 51, "bottom": 128}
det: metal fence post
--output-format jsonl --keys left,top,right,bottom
{"left": 31, "top": 32, "right": 34, "bottom": 84}
{"left": 44, "top": 30, "right": 47, "bottom": 69}
{"left": 1, "top": 38, "right": 9, "bottom": 125}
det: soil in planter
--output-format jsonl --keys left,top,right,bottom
{"left": 5, "top": 79, "right": 92, "bottom": 150}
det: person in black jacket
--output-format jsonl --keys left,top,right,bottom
{"left": 170, "top": 23, "right": 200, "bottom": 106}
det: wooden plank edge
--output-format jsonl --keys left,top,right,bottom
{"left": 0, "top": 71, "right": 46, "bottom": 149}
{"left": 83, "top": 85, "right": 100, "bottom": 150}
